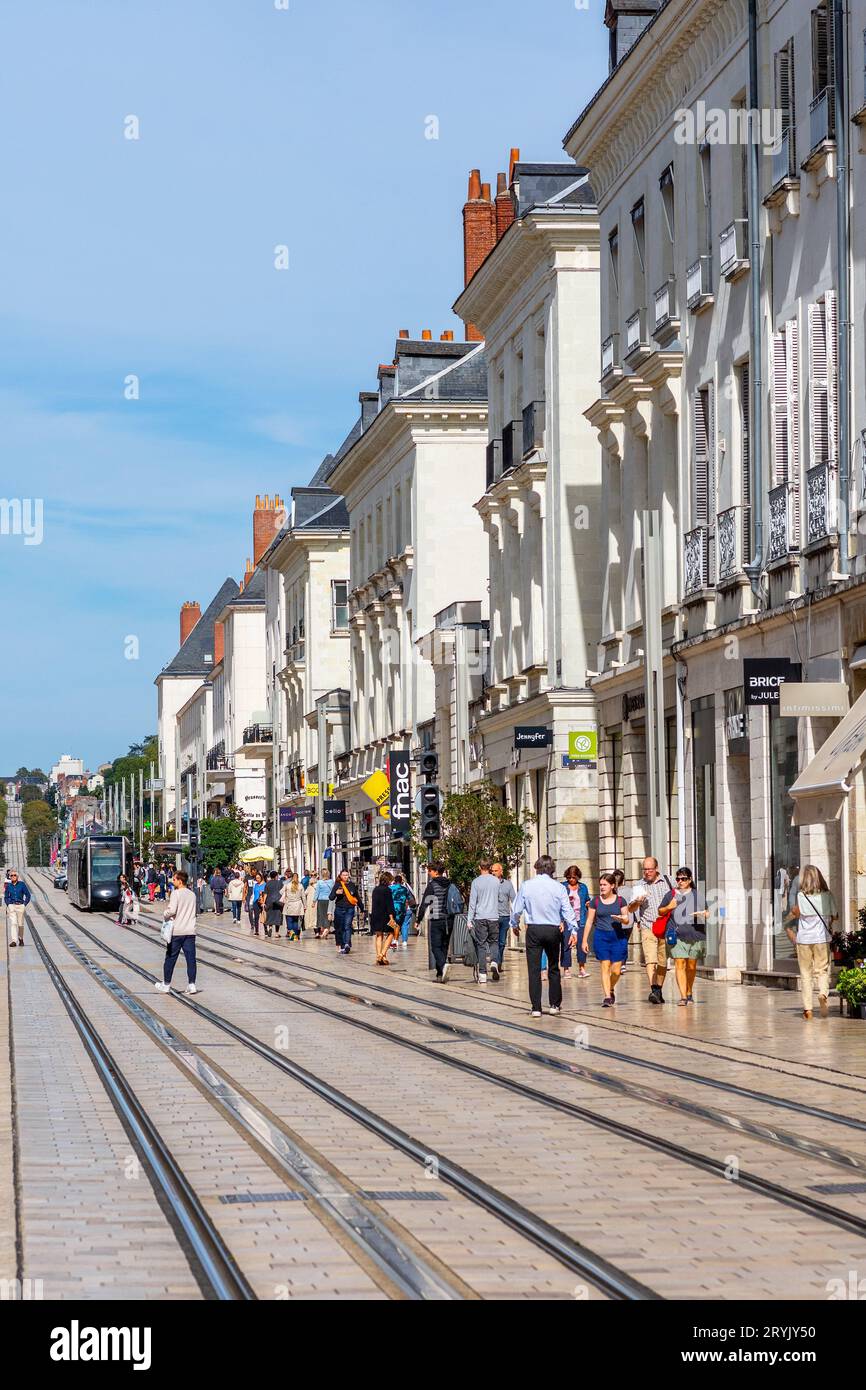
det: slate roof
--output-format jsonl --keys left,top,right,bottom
{"left": 232, "top": 566, "right": 267, "bottom": 604}
{"left": 291, "top": 487, "right": 350, "bottom": 530}
{"left": 398, "top": 341, "right": 487, "bottom": 401}
{"left": 511, "top": 163, "right": 596, "bottom": 217}
{"left": 158, "top": 577, "right": 239, "bottom": 679}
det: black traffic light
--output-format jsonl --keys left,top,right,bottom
{"left": 188, "top": 816, "right": 200, "bottom": 850}
{"left": 420, "top": 750, "right": 439, "bottom": 781}
{"left": 419, "top": 783, "right": 441, "bottom": 842}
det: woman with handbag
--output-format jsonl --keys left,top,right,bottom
{"left": 664, "top": 867, "right": 709, "bottom": 1006}
{"left": 282, "top": 874, "right": 307, "bottom": 941}
{"left": 581, "top": 872, "right": 631, "bottom": 1006}
{"left": 785, "top": 864, "right": 838, "bottom": 1020}
{"left": 329, "top": 869, "right": 360, "bottom": 955}
{"left": 370, "top": 871, "right": 399, "bottom": 966}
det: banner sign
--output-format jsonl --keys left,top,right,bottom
{"left": 743, "top": 658, "right": 801, "bottom": 706}
{"left": 724, "top": 686, "right": 748, "bottom": 754}
{"left": 514, "top": 726, "right": 552, "bottom": 749}
{"left": 362, "top": 768, "right": 391, "bottom": 812}
{"left": 568, "top": 730, "right": 598, "bottom": 762}
{"left": 280, "top": 806, "right": 316, "bottom": 823}
{"left": 323, "top": 799, "right": 347, "bottom": 824}
{"left": 779, "top": 683, "right": 849, "bottom": 718}
{"left": 387, "top": 750, "right": 412, "bottom": 834}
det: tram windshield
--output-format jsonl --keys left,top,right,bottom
{"left": 90, "top": 841, "right": 122, "bottom": 884}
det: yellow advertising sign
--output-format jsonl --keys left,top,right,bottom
{"left": 362, "top": 769, "right": 390, "bottom": 810}
{"left": 305, "top": 782, "right": 334, "bottom": 798}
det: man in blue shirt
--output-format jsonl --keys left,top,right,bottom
{"left": 511, "top": 856, "right": 577, "bottom": 1017}
{"left": 4, "top": 870, "right": 32, "bottom": 947}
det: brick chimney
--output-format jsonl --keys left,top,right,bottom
{"left": 180, "top": 601, "right": 201, "bottom": 646}
{"left": 253, "top": 494, "right": 284, "bottom": 568}
{"left": 213, "top": 619, "right": 224, "bottom": 666}
{"left": 462, "top": 169, "right": 496, "bottom": 341}
{"left": 495, "top": 169, "right": 516, "bottom": 240}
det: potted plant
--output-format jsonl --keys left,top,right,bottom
{"left": 836, "top": 966, "right": 866, "bottom": 1019}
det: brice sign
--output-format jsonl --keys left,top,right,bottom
{"left": 743, "top": 659, "right": 801, "bottom": 707}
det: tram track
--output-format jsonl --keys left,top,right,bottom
{"left": 35, "top": 885, "right": 866, "bottom": 1260}
{"left": 29, "top": 882, "right": 655, "bottom": 1301}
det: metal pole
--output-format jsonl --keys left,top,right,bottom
{"left": 139, "top": 768, "right": 144, "bottom": 858}
{"left": 130, "top": 774, "right": 135, "bottom": 845}
{"left": 833, "top": 0, "right": 851, "bottom": 571}
{"left": 746, "top": 0, "right": 765, "bottom": 593}
{"left": 641, "top": 509, "right": 670, "bottom": 873}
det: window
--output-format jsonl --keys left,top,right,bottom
{"left": 731, "top": 95, "right": 749, "bottom": 220}
{"left": 808, "top": 294, "right": 838, "bottom": 468}
{"left": 659, "top": 165, "right": 675, "bottom": 279}
{"left": 692, "top": 384, "right": 716, "bottom": 528}
{"left": 698, "top": 143, "right": 712, "bottom": 257}
{"left": 774, "top": 38, "right": 797, "bottom": 172}
{"left": 737, "top": 361, "right": 753, "bottom": 565}
{"left": 812, "top": 4, "right": 835, "bottom": 100}
{"left": 608, "top": 226, "right": 620, "bottom": 334}
{"left": 630, "top": 199, "right": 646, "bottom": 303}
{"left": 771, "top": 319, "right": 801, "bottom": 542}
{"left": 331, "top": 580, "right": 349, "bottom": 632}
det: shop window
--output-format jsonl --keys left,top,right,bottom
{"left": 770, "top": 707, "right": 801, "bottom": 962}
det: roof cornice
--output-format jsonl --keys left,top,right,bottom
{"left": 327, "top": 398, "right": 488, "bottom": 496}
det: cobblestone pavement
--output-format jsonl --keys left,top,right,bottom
{"left": 4, "top": 865, "right": 866, "bottom": 1301}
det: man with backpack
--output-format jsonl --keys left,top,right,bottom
{"left": 467, "top": 860, "right": 502, "bottom": 984}
{"left": 417, "top": 862, "right": 462, "bottom": 983}
{"left": 626, "top": 856, "right": 674, "bottom": 1004}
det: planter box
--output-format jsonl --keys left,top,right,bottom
{"left": 839, "top": 998, "right": 866, "bottom": 1018}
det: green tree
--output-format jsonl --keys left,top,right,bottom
{"left": 411, "top": 782, "right": 535, "bottom": 893}
{"left": 199, "top": 812, "right": 251, "bottom": 868}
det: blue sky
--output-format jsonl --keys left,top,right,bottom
{"left": 0, "top": 0, "right": 607, "bottom": 773}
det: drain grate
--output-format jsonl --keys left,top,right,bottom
{"left": 219, "top": 1191, "right": 305, "bottom": 1204}
{"left": 808, "top": 1181, "right": 866, "bottom": 1196}
{"left": 361, "top": 1189, "right": 447, "bottom": 1202}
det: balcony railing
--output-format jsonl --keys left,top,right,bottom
{"left": 686, "top": 256, "right": 713, "bottom": 310}
{"left": 283, "top": 637, "right": 305, "bottom": 664}
{"left": 502, "top": 420, "right": 520, "bottom": 473}
{"left": 684, "top": 525, "right": 714, "bottom": 595}
{"left": 772, "top": 127, "right": 795, "bottom": 186}
{"left": 719, "top": 220, "right": 749, "bottom": 279}
{"left": 601, "top": 332, "right": 621, "bottom": 379}
{"left": 768, "top": 481, "right": 799, "bottom": 561}
{"left": 716, "top": 505, "right": 746, "bottom": 580}
{"left": 624, "top": 307, "right": 648, "bottom": 360}
{"left": 206, "top": 741, "right": 225, "bottom": 770}
{"left": 522, "top": 400, "right": 545, "bottom": 458}
{"left": 653, "top": 278, "right": 677, "bottom": 333}
{"left": 809, "top": 89, "right": 835, "bottom": 152}
{"left": 486, "top": 437, "right": 501, "bottom": 489}
{"left": 242, "top": 723, "right": 273, "bottom": 746}
{"left": 806, "top": 462, "right": 837, "bottom": 544}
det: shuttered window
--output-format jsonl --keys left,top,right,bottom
{"left": 786, "top": 318, "right": 801, "bottom": 544}
{"left": 739, "top": 362, "right": 752, "bottom": 565}
{"left": 812, "top": 4, "right": 835, "bottom": 96}
{"left": 693, "top": 385, "right": 715, "bottom": 528}
{"left": 771, "top": 329, "right": 789, "bottom": 486}
{"left": 808, "top": 300, "right": 830, "bottom": 466}
{"left": 775, "top": 39, "right": 797, "bottom": 169}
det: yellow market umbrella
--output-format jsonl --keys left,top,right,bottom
{"left": 240, "top": 845, "right": 275, "bottom": 863}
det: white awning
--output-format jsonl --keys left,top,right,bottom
{"left": 789, "top": 687, "right": 866, "bottom": 824}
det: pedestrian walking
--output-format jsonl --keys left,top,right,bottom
{"left": 282, "top": 873, "right": 307, "bottom": 940}
{"left": 4, "top": 869, "right": 31, "bottom": 947}
{"left": 116, "top": 874, "right": 131, "bottom": 925}
{"left": 157, "top": 866, "right": 168, "bottom": 901}
{"left": 227, "top": 871, "right": 244, "bottom": 922}
{"left": 155, "top": 870, "right": 198, "bottom": 995}
{"left": 247, "top": 871, "right": 266, "bottom": 935}
{"left": 120, "top": 879, "right": 140, "bottom": 926}
{"left": 210, "top": 867, "right": 227, "bottom": 915}
{"left": 562, "top": 866, "right": 590, "bottom": 979}
{"left": 390, "top": 872, "right": 417, "bottom": 949}
{"left": 665, "top": 867, "right": 710, "bottom": 1006}
{"left": 146, "top": 865, "right": 158, "bottom": 902}
{"left": 612, "top": 868, "right": 629, "bottom": 971}
{"left": 329, "top": 869, "right": 360, "bottom": 955}
{"left": 510, "top": 856, "right": 577, "bottom": 1017}
{"left": 581, "top": 873, "right": 631, "bottom": 1007}
{"left": 263, "top": 871, "right": 284, "bottom": 938}
{"left": 467, "top": 860, "right": 502, "bottom": 984}
{"left": 417, "top": 862, "right": 460, "bottom": 982}
{"left": 313, "top": 870, "right": 334, "bottom": 937}
{"left": 626, "top": 857, "right": 674, "bottom": 1004}
{"left": 491, "top": 862, "right": 516, "bottom": 968}
{"left": 371, "top": 871, "right": 398, "bottom": 965}
{"left": 785, "top": 864, "right": 839, "bottom": 1020}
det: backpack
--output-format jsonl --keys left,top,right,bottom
{"left": 446, "top": 882, "right": 463, "bottom": 916}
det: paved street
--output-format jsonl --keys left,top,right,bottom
{"left": 5, "top": 816, "right": 866, "bottom": 1303}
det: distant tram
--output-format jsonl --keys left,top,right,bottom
{"left": 66, "top": 834, "right": 132, "bottom": 912}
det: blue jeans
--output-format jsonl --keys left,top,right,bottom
{"left": 399, "top": 909, "right": 415, "bottom": 943}
{"left": 164, "top": 934, "right": 196, "bottom": 985}
{"left": 334, "top": 905, "right": 355, "bottom": 950}
{"left": 230, "top": 900, "right": 241, "bottom": 922}
{"left": 497, "top": 916, "right": 510, "bottom": 965}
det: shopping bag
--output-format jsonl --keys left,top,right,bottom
{"left": 448, "top": 913, "right": 477, "bottom": 966}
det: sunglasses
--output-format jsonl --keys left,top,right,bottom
{"left": 675, "top": 874, "right": 690, "bottom": 881}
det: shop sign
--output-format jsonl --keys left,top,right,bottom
{"left": 514, "top": 726, "right": 552, "bottom": 748}
{"left": 387, "top": 750, "right": 412, "bottom": 834}
{"left": 779, "top": 683, "right": 849, "bottom": 718}
{"left": 323, "top": 799, "right": 347, "bottom": 824}
{"left": 743, "top": 658, "right": 801, "bottom": 706}
{"left": 361, "top": 768, "right": 390, "bottom": 811}
{"left": 280, "top": 806, "right": 315, "bottom": 823}
{"left": 568, "top": 730, "right": 598, "bottom": 762}
{"left": 562, "top": 755, "right": 597, "bottom": 771}
{"left": 305, "top": 782, "right": 334, "bottom": 798}
{"left": 724, "top": 686, "right": 748, "bottom": 755}
{"left": 622, "top": 690, "right": 646, "bottom": 724}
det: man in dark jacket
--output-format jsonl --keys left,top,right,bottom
{"left": 210, "top": 868, "right": 227, "bottom": 914}
{"left": 417, "top": 862, "right": 456, "bottom": 983}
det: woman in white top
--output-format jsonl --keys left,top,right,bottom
{"left": 785, "top": 864, "right": 838, "bottom": 1020}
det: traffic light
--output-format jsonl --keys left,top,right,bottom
{"left": 188, "top": 815, "right": 200, "bottom": 850}
{"left": 419, "top": 782, "right": 441, "bottom": 843}
{"left": 420, "top": 750, "right": 439, "bottom": 781}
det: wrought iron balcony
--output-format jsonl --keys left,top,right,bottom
{"left": 719, "top": 220, "right": 749, "bottom": 279}
{"left": 806, "top": 462, "right": 837, "bottom": 544}
{"left": 485, "top": 437, "right": 501, "bottom": 489}
{"left": 684, "top": 525, "right": 714, "bottom": 596}
{"left": 522, "top": 400, "right": 545, "bottom": 458}
{"left": 205, "top": 741, "right": 225, "bottom": 771}
{"left": 624, "top": 307, "right": 648, "bottom": 362}
{"left": 716, "top": 505, "right": 746, "bottom": 581}
{"left": 686, "top": 256, "right": 713, "bottom": 311}
{"left": 768, "top": 481, "right": 799, "bottom": 561}
{"left": 652, "top": 278, "right": 679, "bottom": 335}
{"left": 809, "top": 89, "right": 835, "bottom": 153}
{"left": 242, "top": 722, "right": 273, "bottom": 746}
{"left": 502, "top": 420, "right": 520, "bottom": 474}
{"left": 771, "top": 127, "right": 796, "bottom": 187}
{"left": 601, "top": 333, "right": 621, "bottom": 381}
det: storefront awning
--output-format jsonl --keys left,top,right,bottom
{"left": 789, "top": 687, "right": 866, "bottom": 824}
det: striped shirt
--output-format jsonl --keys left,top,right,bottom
{"left": 628, "top": 874, "right": 674, "bottom": 927}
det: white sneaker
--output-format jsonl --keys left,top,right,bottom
{"left": 441, "top": 962, "right": 450, "bottom": 982}
{"left": 400, "top": 941, "right": 408, "bottom": 949}
{"left": 549, "top": 1005, "right": 561, "bottom": 1015}
{"left": 530, "top": 1010, "right": 542, "bottom": 1018}
{"left": 154, "top": 982, "right": 171, "bottom": 994}
{"left": 490, "top": 962, "right": 500, "bottom": 981}
{"left": 184, "top": 983, "right": 198, "bottom": 995}
{"left": 477, "top": 973, "right": 487, "bottom": 984}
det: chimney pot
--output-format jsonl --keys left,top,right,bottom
{"left": 509, "top": 147, "right": 520, "bottom": 182}
{"left": 180, "top": 600, "right": 201, "bottom": 646}
{"left": 468, "top": 169, "right": 482, "bottom": 200}
{"left": 421, "top": 329, "right": 432, "bottom": 341}
{"left": 440, "top": 330, "right": 454, "bottom": 342}
{"left": 398, "top": 329, "right": 410, "bottom": 339}
{"left": 481, "top": 182, "right": 491, "bottom": 202}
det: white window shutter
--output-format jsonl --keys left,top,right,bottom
{"left": 786, "top": 317, "right": 801, "bottom": 544}
{"left": 826, "top": 290, "right": 838, "bottom": 466}
{"left": 693, "top": 388, "right": 709, "bottom": 526}
{"left": 707, "top": 383, "right": 717, "bottom": 527}
{"left": 771, "top": 329, "right": 789, "bottom": 488}
{"left": 809, "top": 300, "right": 829, "bottom": 468}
